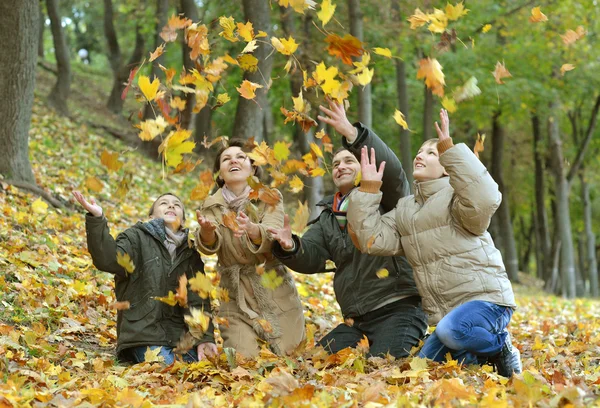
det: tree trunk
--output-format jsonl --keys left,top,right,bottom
{"left": 179, "top": 0, "right": 199, "bottom": 129}
{"left": 144, "top": 0, "right": 169, "bottom": 120}
{"left": 46, "top": 0, "right": 71, "bottom": 116}
{"left": 548, "top": 101, "right": 576, "bottom": 298}
{"left": 423, "top": 87, "right": 433, "bottom": 141}
{"left": 347, "top": 0, "right": 371, "bottom": 128}
{"left": 391, "top": 0, "right": 412, "bottom": 188}
{"left": 581, "top": 170, "right": 598, "bottom": 297}
{"left": 532, "top": 113, "right": 552, "bottom": 282}
{"left": 490, "top": 111, "right": 519, "bottom": 282}
{"left": 38, "top": 0, "right": 45, "bottom": 59}
{"left": 232, "top": 0, "right": 274, "bottom": 140}
{"left": 519, "top": 213, "right": 535, "bottom": 274}
{"left": 0, "top": 0, "right": 38, "bottom": 184}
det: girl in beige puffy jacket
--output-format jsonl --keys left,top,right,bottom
{"left": 347, "top": 109, "right": 521, "bottom": 377}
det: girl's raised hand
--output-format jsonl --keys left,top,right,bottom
{"left": 72, "top": 191, "right": 103, "bottom": 217}
{"left": 234, "top": 211, "right": 259, "bottom": 239}
{"left": 266, "top": 214, "right": 294, "bottom": 250}
{"left": 434, "top": 108, "right": 450, "bottom": 141}
{"left": 360, "top": 146, "right": 386, "bottom": 183}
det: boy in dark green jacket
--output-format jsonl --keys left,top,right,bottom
{"left": 73, "top": 191, "right": 215, "bottom": 364}
{"left": 269, "top": 101, "right": 427, "bottom": 358}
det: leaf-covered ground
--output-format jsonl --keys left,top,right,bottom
{"left": 2, "top": 87, "right": 600, "bottom": 408}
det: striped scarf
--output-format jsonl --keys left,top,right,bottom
{"left": 332, "top": 192, "right": 350, "bottom": 229}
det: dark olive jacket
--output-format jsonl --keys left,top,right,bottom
{"left": 85, "top": 215, "right": 214, "bottom": 360}
{"left": 273, "top": 124, "right": 420, "bottom": 318}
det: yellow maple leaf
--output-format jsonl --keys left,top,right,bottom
{"left": 427, "top": 8, "right": 448, "bottom": 33}
{"left": 248, "top": 141, "right": 275, "bottom": 166}
{"left": 373, "top": 47, "right": 392, "bottom": 58}
{"left": 138, "top": 75, "right": 160, "bottom": 102}
{"left": 271, "top": 36, "right": 299, "bottom": 55}
{"left": 237, "top": 80, "right": 263, "bottom": 100}
{"left": 154, "top": 291, "right": 177, "bottom": 306}
{"left": 169, "top": 96, "right": 186, "bottom": 111}
{"left": 310, "top": 167, "right": 326, "bottom": 177}
{"left": 393, "top": 109, "right": 409, "bottom": 130}
{"left": 292, "top": 91, "right": 307, "bottom": 113}
{"left": 85, "top": 176, "right": 104, "bottom": 193}
{"left": 453, "top": 76, "right": 481, "bottom": 102}
{"left": 238, "top": 54, "right": 259, "bottom": 72}
{"left": 289, "top": 175, "right": 304, "bottom": 193}
{"left": 32, "top": 197, "right": 48, "bottom": 215}
{"left": 482, "top": 24, "right": 492, "bottom": 33}
{"left": 560, "top": 63, "right": 575, "bottom": 76}
{"left": 136, "top": 116, "right": 168, "bottom": 141}
{"left": 184, "top": 307, "right": 211, "bottom": 335}
{"left": 261, "top": 269, "right": 284, "bottom": 290}
{"left": 190, "top": 183, "right": 212, "bottom": 201}
{"left": 117, "top": 388, "right": 150, "bottom": 407}
{"left": 219, "top": 16, "right": 238, "bottom": 42}
{"left": 216, "top": 93, "right": 231, "bottom": 107}
{"left": 561, "top": 26, "right": 586, "bottom": 46}
{"left": 279, "top": 0, "right": 317, "bottom": 14}
{"left": 117, "top": 251, "right": 135, "bottom": 274}
{"left": 159, "top": 129, "right": 196, "bottom": 168}
{"left": 237, "top": 21, "right": 254, "bottom": 42}
{"left": 349, "top": 52, "right": 370, "bottom": 74}
{"left": 441, "top": 97, "right": 457, "bottom": 113}
{"left": 356, "top": 68, "right": 374, "bottom": 86}
{"left": 376, "top": 268, "right": 389, "bottom": 279}
{"left": 188, "top": 272, "right": 213, "bottom": 299}
{"left": 310, "top": 142, "right": 324, "bottom": 159}
{"left": 445, "top": 2, "right": 469, "bottom": 21}
{"left": 317, "top": 0, "right": 336, "bottom": 26}
{"left": 529, "top": 6, "right": 548, "bottom": 23}
{"left": 100, "top": 150, "right": 123, "bottom": 172}
{"left": 291, "top": 201, "right": 310, "bottom": 233}
{"left": 241, "top": 39, "right": 259, "bottom": 54}
{"left": 417, "top": 57, "right": 445, "bottom": 97}
{"left": 408, "top": 8, "right": 430, "bottom": 29}
{"left": 274, "top": 141, "right": 291, "bottom": 161}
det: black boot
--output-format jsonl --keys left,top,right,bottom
{"left": 489, "top": 331, "right": 522, "bottom": 377}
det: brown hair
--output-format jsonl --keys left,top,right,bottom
{"left": 148, "top": 193, "right": 186, "bottom": 222}
{"left": 213, "top": 138, "right": 263, "bottom": 188}
{"left": 420, "top": 138, "right": 439, "bottom": 148}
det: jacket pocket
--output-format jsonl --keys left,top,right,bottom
{"left": 124, "top": 296, "right": 156, "bottom": 321}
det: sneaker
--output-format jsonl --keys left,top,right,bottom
{"left": 489, "top": 331, "right": 522, "bottom": 377}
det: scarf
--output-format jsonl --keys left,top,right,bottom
{"left": 145, "top": 218, "right": 187, "bottom": 260}
{"left": 332, "top": 191, "right": 351, "bottom": 229}
{"left": 221, "top": 185, "right": 252, "bottom": 213}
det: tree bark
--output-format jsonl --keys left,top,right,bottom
{"left": 232, "top": 0, "right": 274, "bottom": 140}
{"left": 422, "top": 87, "right": 433, "bottom": 141}
{"left": 348, "top": 0, "right": 372, "bottom": 128}
{"left": 391, "top": 0, "right": 413, "bottom": 188}
{"left": 532, "top": 113, "right": 552, "bottom": 283}
{"left": 179, "top": 0, "right": 200, "bottom": 129}
{"left": 46, "top": 0, "right": 71, "bottom": 116}
{"left": 580, "top": 170, "right": 598, "bottom": 297}
{"left": 490, "top": 111, "right": 519, "bottom": 282}
{"left": 0, "top": 0, "right": 38, "bottom": 184}
{"left": 144, "top": 0, "right": 169, "bottom": 120}
{"left": 38, "top": 0, "right": 45, "bottom": 59}
{"left": 548, "top": 101, "right": 576, "bottom": 298}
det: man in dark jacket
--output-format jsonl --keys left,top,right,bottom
{"left": 73, "top": 191, "right": 215, "bottom": 364}
{"left": 269, "top": 101, "right": 427, "bottom": 358}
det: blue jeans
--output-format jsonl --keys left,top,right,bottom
{"left": 418, "top": 301, "right": 513, "bottom": 366}
{"left": 129, "top": 346, "right": 199, "bottom": 365}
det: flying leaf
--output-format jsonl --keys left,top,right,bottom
{"left": 445, "top": 2, "right": 469, "bottom": 21}
{"left": 529, "top": 6, "right": 548, "bottom": 23}
{"left": 441, "top": 97, "right": 457, "bottom": 113}
{"left": 474, "top": 133, "right": 486, "bottom": 159}
{"left": 188, "top": 272, "right": 213, "bottom": 299}
{"left": 289, "top": 175, "right": 304, "bottom": 193}
{"left": 32, "top": 197, "right": 48, "bottom": 215}
{"left": 136, "top": 116, "right": 168, "bottom": 141}
{"left": 138, "top": 75, "right": 160, "bottom": 102}
{"left": 237, "top": 80, "right": 263, "bottom": 100}
{"left": 482, "top": 24, "right": 492, "bottom": 33}
{"left": 376, "top": 269, "right": 389, "bottom": 279}
{"left": 215, "top": 93, "right": 231, "bottom": 107}
{"left": 241, "top": 40, "right": 259, "bottom": 54}
{"left": 261, "top": 269, "right": 284, "bottom": 290}
{"left": 310, "top": 142, "right": 324, "bottom": 159}
{"left": 560, "top": 63, "right": 575, "bottom": 76}
{"left": 169, "top": 96, "right": 186, "bottom": 111}
{"left": 237, "top": 21, "right": 255, "bottom": 42}
{"left": 100, "top": 150, "right": 123, "bottom": 172}
{"left": 317, "top": 0, "right": 336, "bottom": 26}
{"left": 393, "top": 110, "right": 409, "bottom": 130}
{"left": 238, "top": 54, "right": 259, "bottom": 72}
{"left": 116, "top": 251, "right": 135, "bottom": 274}
{"left": 355, "top": 68, "right": 374, "bottom": 86}
{"left": 561, "top": 26, "right": 585, "bottom": 46}
{"left": 408, "top": 8, "right": 430, "bottom": 29}
{"left": 158, "top": 129, "right": 196, "bottom": 168}
{"left": 427, "top": 9, "right": 448, "bottom": 33}
{"left": 417, "top": 58, "right": 445, "bottom": 97}
{"left": 154, "top": 291, "right": 178, "bottom": 306}
{"left": 291, "top": 201, "right": 310, "bottom": 233}
{"left": 121, "top": 66, "right": 139, "bottom": 100}
{"left": 278, "top": 0, "right": 317, "bottom": 14}
{"left": 109, "top": 301, "right": 131, "bottom": 310}
{"left": 184, "top": 307, "right": 211, "bottom": 335}
{"left": 274, "top": 141, "right": 291, "bottom": 162}
{"left": 85, "top": 176, "right": 104, "bottom": 193}
{"left": 325, "top": 33, "right": 364, "bottom": 65}
{"left": 373, "top": 47, "right": 392, "bottom": 58}
{"left": 186, "top": 23, "right": 210, "bottom": 60}
{"left": 159, "top": 64, "right": 176, "bottom": 84}
{"left": 453, "top": 76, "right": 481, "bottom": 102}
{"left": 223, "top": 210, "right": 240, "bottom": 233}
{"left": 149, "top": 44, "right": 165, "bottom": 62}
{"left": 492, "top": 61, "right": 512, "bottom": 84}
{"left": 258, "top": 187, "right": 282, "bottom": 206}
{"left": 174, "top": 275, "right": 188, "bottom": 308}
{"left": 271, "top": 36, "right": 299, "bottom": 55}
{"left": 219, "top": 16, "right": 238, "bottom": 42}
{"left": 248, "top": 141, "right": 276, "bottom": 166}
{"left": 190, "top": 183, "right": 212, "bottom": 201}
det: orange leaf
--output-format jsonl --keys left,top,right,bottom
{"left": 109, "top": 301, "right": 131, "bottom": 310}
{"left": 474, "top": 133, "right": 486, "bottom": 159}
{"left": 325, "top": 33, "right": 364, "bottom": 65}
{"left": 561, "top": 26, "right": 586, "bottom": 46}
{"left": 258, "top": 187, "right": 282, "bottom": 206}
{"left": 417, "top": 58, "right": 445, "bottom": 97}
{"left": 237, "top": 80, "right": 263, "bottom": 100}
{"left": 492, "top": 61, "right": 512, "bottom": 84}
{"left": 149, "top": 44, "right": 165, "bottom": 62}
{"left": 85, "top": 176, "right": 103, "bottom": 193}
{"left": 100, "top": 150, "right": 123, "bottom": 172}
{"left": 223, "top": 210, "right": 240, "bottom": 233}
{"left": 529, "top": 6, "right": 548, "bottom": 23}
{"left": 174, "top": 275, "right": 188, "bottom": 308}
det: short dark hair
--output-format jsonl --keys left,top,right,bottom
{"left": 148, "top": 193, "right": 186, "bottom": 222}
{"left": 213, "top": 138, "right": 263, "bottom": 188}
{"left": 421, "top": 138, "right": 439, "bottom": 148}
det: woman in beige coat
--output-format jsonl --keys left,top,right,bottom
{"left": 195, "top": 140, "right": 305, "bottom": 358}
{"left": 347, "top": 109, "right": 521, "bottom": 377}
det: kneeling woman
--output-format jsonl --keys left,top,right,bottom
{"left": 195, "top": 140, "right": 305, "bottom": 358}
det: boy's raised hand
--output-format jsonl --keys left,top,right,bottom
{"left": 360, "top": 146, "right": 386, "bottom": 183}
{"left": 72, "top": 191, "right": 103, "bottom": 217}
{"left": 266, "top": 214, "right": 294, "bottom": 250}
{"left": 317, "top": 98, "right": 358, "bottom": 143}
{"left": 434, "top": 108, "right": 450, "bottom": 141}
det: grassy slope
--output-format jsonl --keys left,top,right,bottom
{"left": 0, "top": 67, "right": 599, "bottom": 407}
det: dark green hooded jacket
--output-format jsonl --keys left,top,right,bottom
{"left": 85, "top": 215, "right": 214, "bottom": 360}
{"left": 273, "top": 124, "right": 421, "bottom": 318}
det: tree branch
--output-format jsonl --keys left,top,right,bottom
{"left": 2, "top": 179, "right": 65, "bottom": 208}
{"left": 567, "top": 94, "right": 600, "bottom": 184}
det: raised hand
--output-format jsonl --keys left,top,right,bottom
{"left": 72, "top": 191, "right": 103, "bottom": 217}
{"left": 360, "top": 146, "right": 386, "bottom": 183}
{"left": 196, "top": 210, "right": 217, "bottom": 243}
{"left": 317, "top": 98, "right": 358, "bottom": 143}
{"left": 197, "top": 342, "right": 218, "bottom": 360}
{"left": 235, "top": 211, "right": 260, "bottom": 240}
{"left": 434, "top": 108, "right": 450, "bottom": 141}
{"left": 266, "top": 214, "right": 293, "bottom": 250}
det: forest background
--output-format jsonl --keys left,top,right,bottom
{"left": 1, "top": 0, "right": 599, "bottom": 406}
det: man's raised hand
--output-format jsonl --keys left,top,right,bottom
{"left": 317, "top": 98, "right": 358, "bottom": 143}
{"left": 72, "top": 191, "right": 103, "bottom": 217}
{"left": 266, "top": 214, "right": 294, "bottom": 250}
